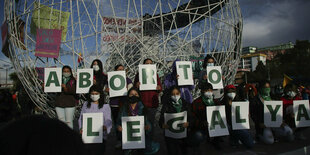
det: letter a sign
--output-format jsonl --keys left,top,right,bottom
{"left": 164, "top": 111, "right": 187, "bottom": 139}
{"left": 139, "top": 64, "right": 157, "bottom": 91}
{"left": 176, "top": 61, "right": 194, "bottom": 86}
{"left": 82, "top": 113, "right": 104, "bottom": 143}
{"left": 122, "top": 116, "right": 145, "bottom": 149}
{"left": 108, "top": 71, "right": 127, "bottom": 97}
{"left": 44, "top": 68, "right": 61, "bottom": 92}
{"left": 206, "top": 66, "right": 223, "bottom": 89}
{"left": 76, "top": 69, "right": 93, "bottom": 93}
{"left": 294, "top": 100, "right": 310, "bottom": 128}
{"left": 207, "top": 106, "right": 229, "bottom": 137}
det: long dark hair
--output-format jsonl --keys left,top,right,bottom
{"left": 143, "top": 58, "right": 153, "bottom": 64}
{"left": 91, "top": 59, "right": 103, "bottom": 75}
{"left": 87, "top": 85, "right": 105, "bottom": 109}
{"left": 62, "top": 65, "right": 74, "bottom": 79}
{"left": 202, "top": 54, "right": 216, "bottom": 68}
{"left": 168, "top": 86, "right": 181, "bottom": 97}
{"left": 126, "top": 87, "right": 147, "bottom": 116}
{"left": 114, "top": 64, "right": 124, "bottom": 71}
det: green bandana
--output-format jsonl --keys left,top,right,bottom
{"left": 202, "top": 95, "right": 215, "bottom": 106}
{"left": 172, "top": 99, "right": 183, "bottom": 113}
{"left": 62, "top": 77, "right": 70, "bottom": 85}
{"left": 260, "top": 88, "right": 271, "bottom": 101}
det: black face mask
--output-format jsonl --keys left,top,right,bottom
{"left": 128, "top": 96, "right": 140, "bottom": 104}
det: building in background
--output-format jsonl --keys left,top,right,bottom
{"left": 256, "top": 42, "right": 294, "bottom": 60}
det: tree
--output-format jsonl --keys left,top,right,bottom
{"left": 269, "top": 40, "right": 310, "bottom": 80}
{"left": 247, "top": 61, "right": 268, "bottom": 83}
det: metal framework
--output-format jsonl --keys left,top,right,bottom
{"left": 4, "top": 0, "right": 243, "bottom": 117}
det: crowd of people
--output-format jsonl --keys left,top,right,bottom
{"left": 1, "top": 55, "right": 310, "bottom": 155}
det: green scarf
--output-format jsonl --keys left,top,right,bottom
{"left": 172, "top": 99, "right": 183, "bottom": 113}
{"left": 202, "top": 95, "right": 215, "bottom": 106}
{"left": 260, "top": 88, "right": 271, "bottom": 101}
{"left": 62, "top": 77, "right": 70, "bottom": 85}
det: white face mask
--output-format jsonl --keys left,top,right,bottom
{"left": 207, "top": 63, "right": 214, "bottom": 67}
{"left": 63, "top": 72, "right": 71, "bottom": 78}
{"left": 204, "top": 92, "right": 213, "bottom": 99}
{"left": 90, "top": 94, "right": 100, "bottom": 101}
{"left": 227, "top": 92, "right": 236, "bottom": 100}
{"left": 171, "top": 95, "right": 181, "bottom": 102}
{"left": 93, "top": 65, "right": 100, "bottom": 71}
{"left": 287, "top": 91, "right": 296, "bottom": 98}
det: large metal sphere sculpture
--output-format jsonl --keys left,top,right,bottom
{"left": 4, "top": 0, "right": 242, "bottom": 117}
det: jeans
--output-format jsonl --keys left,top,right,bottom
{"left": 230, "top": 129, "right": 254, "bottom": 148}
{"left": 55, "top": 107, "right": 75, "bottom": 129}
{"left": 258, "top": 125, "right": 294, "bottom": 144}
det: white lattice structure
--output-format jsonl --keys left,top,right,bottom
{"left": 4, "top": 0, "right": 242, "bottom": 117}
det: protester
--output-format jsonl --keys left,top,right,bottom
{"left": 134, "top": 58, "right": 162, "bottom": 139}
{"left": 250, "top": 81, "right": 294, "bottom": 144}
{"left": 164, "top": 60, "right": 195, "bottom": 104}
{"left": 116, "top": 87, "right": 160, "bottom": 154}
{"left": 108, "top": 64, "right": 133, "bottom": 148}
{"left": 54, "top": 65, "right": 77, "bottom": 129}
{"left": 280, "top": 83, "right": 305, "bottom": 140}
{"left": 78, "top": 84, "right": 112, "bottom": 155}
{"left": 222, "top": 84, "right": 254, "bottom": 149}
{"left": 159, "top": 86, "right": 192, "bottom": 154}
{"left": 90, "top": 59, "right": 108, "bottom": 90}
{"left": 198, "top": 55, "right": 223, "bottom": 103}
{"left": 190, "top": 82, "right": 222, "bottom": 150}
{"left": 272, "top": 84, "right": 284, "bottom": 100}
{"left": 0, "top": 115, "right": 85, "bottom": 155}
{"left": 244, "top": 83, "right": 258, "bottom": 101}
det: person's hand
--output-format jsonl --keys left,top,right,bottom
{"left": 176, "top": 74, "right": 180, "bottom": 79}
{"left": 93, "top": 79, "right": 97, "bottom": 85}
{"left": 145, "top": 125, "right": 150, "bottom": 130}
{"left": 203, "top": 75, "right": 208, "bottom": 80}
{"left": 162, "top": 124, "right": 169, "bottom": 129}
{"left": 80, "top": 129, "right": 83, "bottom": 134}
{"left": 105, "top": 87, "right": 109, "bottom": 92}
{"left": 103, "top": 125, "right": 107, "bottom": 131}
{"left": 183, "top": 122, "right": 189, "bottom": 128}
{"left": 117, "top": 126, "right": 122, "bottom": 132}
{"left": 156, "top": 85, "right": 161, "bottom": 91}
{"left": 61, "top": 84, "right": 66, "bottom": 88}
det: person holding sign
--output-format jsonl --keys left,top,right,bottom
{"left": 280, "top": 84, "right": 305, "bottom": 140}
{"left": 78, "top": 85, "right": 112, "bottom": 154}
{"left": 134, "top": 58, "right": 162, "bottom": 140}
{"left": 116, "top": 87, "right": 160, "bottom": 154}
{"left": 90, "top": 59, "right": 108, "bottom": 91}
{"left": 164, "top": 60, "right": 194, "bottom": 104}
{"left": 250, "top": 81, "right": 294, "bottom": 144}
{"left": 190, "top": 82, "right": 222, "bottom": 150}
{"left": 222, "top": 85, "right": 254, "bottom": 149}
{"left": 54, "top": 66, "right": 77, "bottom": 129}
{"left": 108, "top": 64, "right": 133, "bottom": 148}
{"left": 159, "top": 86, "right": 192, "bottom": 154}
{"left": 199, "top": 55, "right": 223, "bottom": 103}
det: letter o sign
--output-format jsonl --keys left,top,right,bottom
{"left": 110, "top": 75, "right": 126, "bottom": 90}
{"left": 208, "top": 70, "right": 221, "bottom": 84}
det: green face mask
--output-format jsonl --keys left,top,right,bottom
{"left": 260, "top": 88, "right": 271, "bottom": 100}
